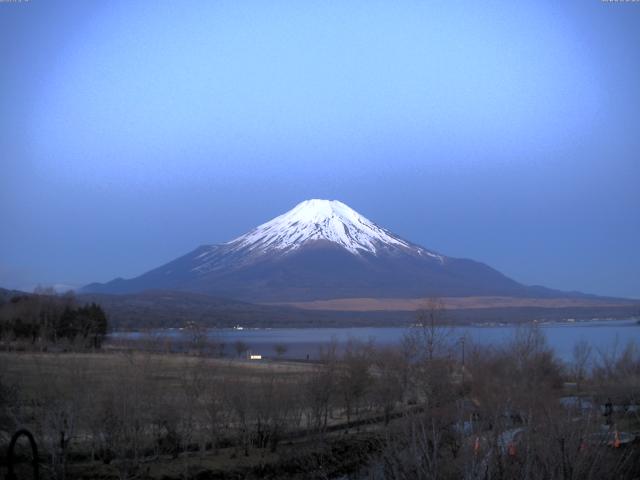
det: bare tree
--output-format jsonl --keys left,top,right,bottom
{"left": 32, "top": 354, "right": 89, "bottom": 480}
{"left": 93, "top": 352, "right": 160, "bottom": 479}
{"left": 572, "top": 339, "right": 592, "bottom": 392}
{"left": 202, "top": 368, "right": 226, "bottom": 454}
{"left": 305, "top": 341, "right": 338, "bottom": 432}
{"left": 406, "top": 297, "right": 452, "bottom": 363}
{"left": 234, "top": 340, "right": 249, "bottom": 358}
{"left": 185, "top": 322, "right": 208, "bottom": 355}
{"left": 274, "top": 343, "right": 288, "bottom": 358}
{"left": 371, "top": 347, "right": 406, "bottom": 424}
{"left": 252, "top": 373, "right": 301, "bottom": 457}
{"left": 338, "top": 339, "right": 373, "bottom": 430}
{"left": 0, "top": 359, "right": 20, "bottom": 446}
{"left": 223, "top": 377, "right": 252, "bottom": 457}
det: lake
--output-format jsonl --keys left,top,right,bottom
{"left": 110, "top": 318, "right": 640, "bottom": 363}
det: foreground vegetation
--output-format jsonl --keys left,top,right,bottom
{"left": 1, "top": 312, "right": 639, "bottom": 479}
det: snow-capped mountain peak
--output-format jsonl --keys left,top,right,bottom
{"left": 225, "top": 199, "right": 440, "bottom": 257}
{"left": 82, "top": 199, "right": 544, "bottom": 302}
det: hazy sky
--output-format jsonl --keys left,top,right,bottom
{"left": 1, "top": 0, "right": 639, "bottom": 298}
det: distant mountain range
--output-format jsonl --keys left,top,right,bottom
{"left": 82, "top": 199, "right": 609, "bottom": 303}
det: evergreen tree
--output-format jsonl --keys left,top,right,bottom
{"left": 0, "top": 293, "right": 109, "bottom": 349}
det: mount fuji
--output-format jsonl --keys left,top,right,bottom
{"left": 82, "top": 199, "right": 579, "bottom": 302}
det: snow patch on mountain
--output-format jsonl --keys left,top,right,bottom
{"left": 225, "top": 199, "right": 443, "bottom": 259}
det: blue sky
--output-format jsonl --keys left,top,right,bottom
{"left": 1, "top": 0, "right": 639, "bottom": 298}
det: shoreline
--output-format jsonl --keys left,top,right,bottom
{"left": 108, "top": 316, "right": 640, "bottom": 336}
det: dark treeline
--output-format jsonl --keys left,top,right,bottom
{"left": 0, "top": 287, "right": 108, "bottom": 349}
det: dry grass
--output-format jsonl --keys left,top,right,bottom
{"left": 0, "top": 351, "right": 315, "bottom": 396}
{"left": 270, "top": 295, "right": 639, "bottom": 311}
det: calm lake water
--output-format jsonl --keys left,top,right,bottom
{"left": 111, "top": 318, "right": 640, "bottom": 363}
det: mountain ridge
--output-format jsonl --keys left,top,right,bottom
{"left": 82, "top": 199, "right": 604, "bottom": 302}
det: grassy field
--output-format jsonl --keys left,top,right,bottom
{"left": 275, "top": 295, "right": 640, "bottom": 311}
{"left": 0, "top": 350, "right": 315, "bottom": 396}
